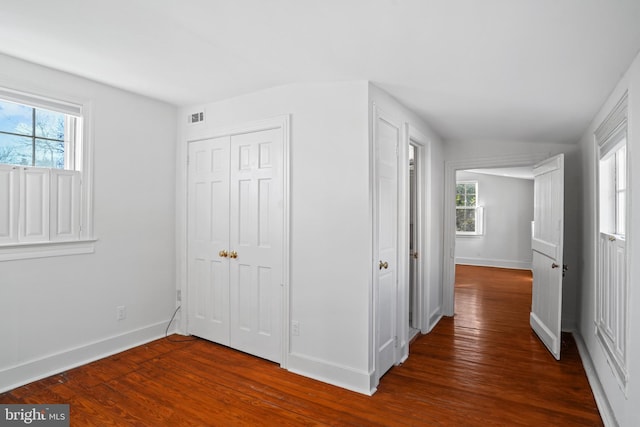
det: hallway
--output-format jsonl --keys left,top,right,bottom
{"left": 396, "top": 264, "right": 602, "bottom": 425}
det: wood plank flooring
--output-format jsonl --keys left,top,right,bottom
{"left": 1, "top": 265, "right": 602, "bottom": 426}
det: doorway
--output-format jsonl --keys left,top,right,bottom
{"left": 408, "top": 143, "right": 420, "bottom": 338}
{"left": 442, "top": 154, "right": 547, "bottom": 316}
{"left": 443, "top": 154, "right": 566, "bottom": 360}
{"left": 404, "top": 124, "right": 431, "bottom": 344}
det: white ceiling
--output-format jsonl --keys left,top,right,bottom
{"left": 1, "top": 0, "right": 639, "bottom": 143}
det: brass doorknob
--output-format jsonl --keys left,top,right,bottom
{"left": 230, "top": 251, "right": 238, "bottom": 259}
{"left": 379, "top": 261, "right": 389, "bottom": 270}
{"left": 219, "top": 250, "right": 228, "bottom": 258}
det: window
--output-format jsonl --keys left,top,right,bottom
{"left": 595, "top": 92, "right": 628, "bottom": 392}
{"left": 456, "top": 181, "right": 483, "bottom": 235}
{"left": 0, "top": 100, "right": 76, "bottom": 169}
{"left": 0, "top": 86, "right": 94, "bottom": 260}
{"left": 599, "top": 142, "right": 626, "bottom": 237}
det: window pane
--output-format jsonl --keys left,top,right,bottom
{"left": 457, "top": 182, "right": 477, "bottom": 207}
{"left": 35, "top": 108, "right": 65, "bottom": 140}
{"left": 0, "top": 100, "right": 33, "bottom": 136}
{"left": 616, "top": 145, "right": 626, "bottom": 192}
{"left": 617, "top": 191, "right": 626, "bottom": 236}
{"left": 35, "top": 138, "right": 64, "bottom": 168}
{"left": 456, "top": 208, "right": 476, "bottom": 232}
{"left": 0, "top": 133, "right": 33, "bottom": 166}
{"left": 456, "top": 184, "right": 465, "bottom": 206}
{"left": 599, "top": 156, "right": 615, "bottom": 234}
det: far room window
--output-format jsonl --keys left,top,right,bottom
{"left": 0, "top": 86, "right": 94, "bottom": 259}
{"left": 456, "top": 181, "right": 483, "bottom": 235}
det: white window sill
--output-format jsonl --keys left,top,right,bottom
{"left": 456, "top": 233, "right": 484, "bottom": 238}
{"left": 0, "top": 239, "right": 97, "bottom": 261}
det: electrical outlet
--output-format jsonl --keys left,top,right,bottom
{"left": 176, "top": 290, "right": 181, "bottom": 302}
{"left": 116, "top": 306, "right": 126, "bottom": 321}
{"left": 291, "top": 320, "right": 300, "bottom": 336}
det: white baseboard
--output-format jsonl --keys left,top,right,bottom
{"left": 571, "top": 330, "right": 618, "bottom": 427}
{"left": 0, "top": 320, "right": 170, "bottom": 393}
{"left": 424, "top": 309, "right": 442, "bottom": 334}
{"left": 286, "top": 352, "right": 375, "bottom": 395}
{"left": 455, "top": 257, "right": 532, "bottom": 270}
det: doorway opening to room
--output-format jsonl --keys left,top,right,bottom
{"left": 452, "top": 166, "right": 535, "bottom": 339}
{"left": 444, "top": 154, "right": 566, "bottom": 360}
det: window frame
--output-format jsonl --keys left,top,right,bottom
{"left": 594, "top": 91, "right": 629, "bottom": 393}
{"left": 455, "top": 180, "right": 483, "bottom": 236}
{"left": 0, "top": 86, "right": 95, "bottom": 261}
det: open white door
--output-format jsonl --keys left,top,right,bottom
{"left": 530, "top": 154, "right": 564, "bottom": 360}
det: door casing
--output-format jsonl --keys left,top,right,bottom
{"left": 405, "top": 124, "right": 430, "bottom": 337}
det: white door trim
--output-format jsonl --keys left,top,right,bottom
{"left": 442, "top": 153, "right": 547, "bottom": 316}
{"left": 404, "top": 124, "right": 431, "bottom": 340}
{"left": 177, "top": 115, "right": 290, "bottom": 368}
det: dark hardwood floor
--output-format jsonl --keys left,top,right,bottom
{"left": 1, "top": 265, "right": 602, "bottom": 426}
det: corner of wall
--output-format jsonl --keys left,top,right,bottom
{"left": 286, "top": 352, "right": 376, "bottom": 396}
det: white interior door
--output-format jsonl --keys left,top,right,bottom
{"left": 187, "top": 128, "right": 283, "bottom": 364}
{"left": 530, "top": 154, "right": 564, "bottom": 360}
{"left": 229, "top": 129, "right": 283, "bottom": 363}
{"left": 187, "top": 137, "right": 231, "bottom": 344}
{"left": 375, "top": 111, "right": 399, "bottom": 379}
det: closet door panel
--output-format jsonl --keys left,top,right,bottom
{"left": 187, "top": 137, "right": 230, "bottom": 344}
{"left": 229, "top": 128, "right": 283, "bottom": 363}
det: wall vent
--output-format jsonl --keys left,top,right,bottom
{"left": 188, "top": 111, "right": 205, "bottom": 124}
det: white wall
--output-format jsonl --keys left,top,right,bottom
{"left": 177, "top": 81, "right": 373, "bottom": 392}
{"left": 444, "top": 140, "right": 582, "bottom": 329}
{"left": 455, "top": 171, "right": 533, "bottom": 270}
{"left": 0, "top": 54, "right": 177, "bottom": 392}
{"left": 578, "top": 51, "right": 640, "bottom": 427}
{"left": 176, "top": 81, "right": 445, "bottom": 394}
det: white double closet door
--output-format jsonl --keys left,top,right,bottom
{"left": 187, "top": 128, "right": 283, "bottom": 363}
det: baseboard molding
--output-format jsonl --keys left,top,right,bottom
{"left": 424, "top": 309, "right": 442, "bottom": 334}
{"left": 455, "top": 257, "right": 532, "bottom": 270}
{"left": 571, "top": 330, "right": 618, "bottom": 427}
{"left": 286, "top": 352, "right": 374, "bottom": 396}
{"left": 0, "top": 320, "right": 170, "bottom": 393}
